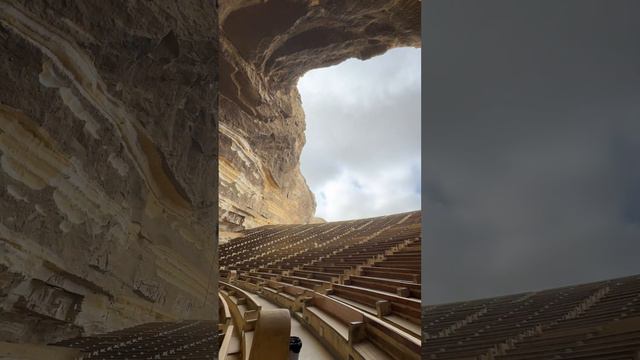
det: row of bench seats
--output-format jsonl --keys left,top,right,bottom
{"left": 220, "top": 211, "right": 422, "bottom": 336}
{"left": 219, "top": 281, "right": 261, "bottom": 359}
{"left": 422, "top": 274, "right": 640, "bottom": 360}
{"left": 51, "top": 320, "right": 217, "bottom": 359}
{"left": 220, "top": 212, "right": 419, "bottom": 272}
{"left": 226, "top": 274, "right": 421, "bottom": 360}
{"left": 218, "top": 281, "right": 291, "bottom": 360}
{"left": 218, "top": 292, "right": 234, "bottom": 359}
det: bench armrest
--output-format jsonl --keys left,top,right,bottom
{"left": 348, "top": 321, "right": 366, "bottom": 345}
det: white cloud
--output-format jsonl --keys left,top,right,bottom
{"left": 298, "top": 47, "right": 421, "bottom": 221}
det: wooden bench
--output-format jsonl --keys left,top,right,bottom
{"left": 346, "top": 275, "right": 421, "bottom": 299}
{"left": 219, "top": 281, "right": 261, "bottom": 332}
{"left": 217, "top": 323, "right": 240, "bottom": 360}
{"left": 281, "top": 275, "right": 330, "bottom": 292}
{"left": 330, "top": 284, "right": 421, "bottom": 324}
{"left": 292, "top": 269, "right": 341, "bottom": 282}
{"left": 360, "top": 266, "right": 420, "bottom": 282}
{"left": 302, "top": 293, "right": 366, "bottom": 359}
{"left": 362, "top": 315, "right": 420, "bottom": 359}
{"left": 260, "top": 280, "right": 309, "bottom": 311}
{"left": 247, "top": 309, "right": 291, "bottom": 360}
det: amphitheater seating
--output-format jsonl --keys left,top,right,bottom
{"left": 246, "top": 309, "right": 291, "bottom": 360}
{"left": 300, "top": 292, "right": 421, "bottom": 360}
{"left": 219, "top": 281, "right": 260, "bottom": 332}
{"left": 346, "top": 275, "right": 421, "bottom": 298}
{"left": 328, "top": 284, "right": 421, "bottom": 324}
{"left": 220, "top": 211, "right": 422, "bottom": 337}
{"left": 356, "top": 315, "right": 421, "bottom": 360}
{"left": 218, "top": 281, "right": 292, "bottom": 360}
{"left": 218, "top": 291, "right": 240, "bottom": 360}
{"left": 229, "top": 276, "right": 421, "bottom": 360}
{"left": 261, "top": 280, "right": 309, "bottom": 311}
{"left": 422, "top": 274, "right": 640, "bottom": 360}
{"left": 302, "top": 292, "right": 366, "bottom": 358}
{"left": 221, "top": 211, "right": 421, "bottom": 358}
{"left": 51, "top": 321, "right": 217, "bottom": 360}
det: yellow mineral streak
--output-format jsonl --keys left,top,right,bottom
{"left": 0, "top": 104, "right": 128, "bottom": 230}
{"left": 219, "top": 122, "right": 310, "bottom": 226}
{"left": 0, "top": 2, "right": 195, "bottom": 223}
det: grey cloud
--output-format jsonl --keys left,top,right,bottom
{"left": 423, "top": 1, "right": 640, "bottom": 304}
{"left": 298, "top": 47, "right": 421, "bottom": 221}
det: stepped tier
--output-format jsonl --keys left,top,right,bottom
{"left": 220, "top": 210, "right": 422, "bottom": 359}
{"left": 422, "top": 274, "right": 640, "bottom": 360}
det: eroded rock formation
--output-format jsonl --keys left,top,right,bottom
{"left": 0, "top": 1, "right": 217, "bottom": 343}
{"left": 218, "top": 0, "right": 421, "bottom": 238}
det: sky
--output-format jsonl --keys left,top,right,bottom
{"left": 423, "top": 1, "right": 640, "bottom": 304}
{"left": 297, "top": 47, "right": 421, "bottom": 222}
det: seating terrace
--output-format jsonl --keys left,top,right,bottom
{"left": 421, "top": 274, "right": 640, "bottom": 360}
{"left": 219, "top": 210, "right": 422, "bottom": 359}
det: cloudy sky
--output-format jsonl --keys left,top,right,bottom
{"left": 297, "top": 47, "right": 421, "bottom": 222}
{"left": 423, "top": 1, "right": 640, "bottom": 304}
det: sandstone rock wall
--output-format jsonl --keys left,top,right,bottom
{"left": 0, "top": 1, "right": 217, "bottom": 343}
{"left": 218, "top": 0, "right": 421, "bottom": 237}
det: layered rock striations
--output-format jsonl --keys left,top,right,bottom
{"left": 0, "top": 1, "right": 217, "bottom": 343}
{"left": 218, "top": 0, "right": 421, "bottom": 238}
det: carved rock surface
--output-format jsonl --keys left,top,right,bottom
{"left": 218, "top": 0, "right": 421, "bottom": 238}
{"left": 0, "top": 1, "right": 217, "bottom": 343}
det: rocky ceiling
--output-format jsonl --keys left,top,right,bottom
{"left": 218, "top": 0, "right": 421, "bottom": 240}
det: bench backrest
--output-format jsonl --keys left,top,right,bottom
{"left": 248, "top": 309, "right": 291, "bottom": 360}
{"left": 310, "top": 293, "right": 363, "bottom": 324}
{"left": 218, "top": 293, "right": 231, "bottom": 326}
{"left": 220, "top": 281, "right": 260, "bottom": 310}
{"left": 364, "top": 315, "right": 421, "bottom": 359}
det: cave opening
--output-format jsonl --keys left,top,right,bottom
{"left": 297, "top": 47, "right": 421, "bottom": 222}
{"left": 218, "top": 0, "right": 421, "bottom": 233}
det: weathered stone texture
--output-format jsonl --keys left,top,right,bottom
{"left": 0, "top": 1, "right": 217, "bottom": 343}
{"left": 218, "top": 0, "right": 421, "bottom": 237}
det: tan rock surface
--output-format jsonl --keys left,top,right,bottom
{"left": 0, "top": 1, "right": 217, "bottom": 343}
{"left": 218, "top": 0, "right": 421, "bottom": 232}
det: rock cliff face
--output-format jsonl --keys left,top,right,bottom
{"left": 218, "top": 0, "right": 421, "bottom": 238}
{"left": 0, "top": 1, "right": 217, "bottom": 343}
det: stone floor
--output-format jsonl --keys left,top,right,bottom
{"left": 248, "top": 293, "right": 336, "bottom": 360}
